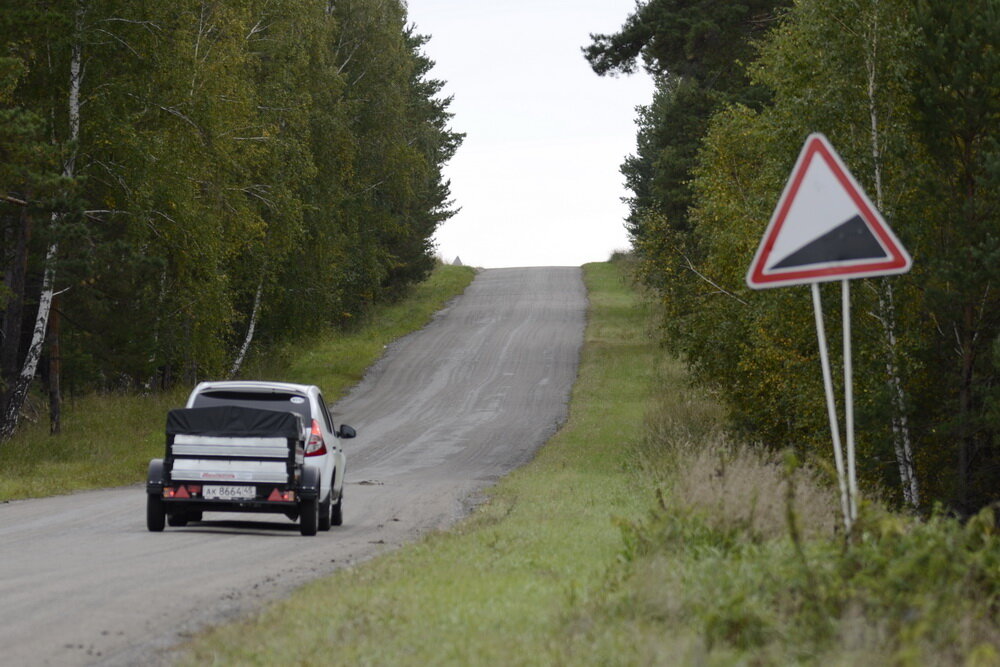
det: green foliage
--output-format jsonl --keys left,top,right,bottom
{"left": 906, "top": 0, "right": 1000, "bottom": 510}
{"left": 606, "top": 492, "right": 1000, "bottom": 661}
{"left": 583, "top": 0, "right": 790, "bottom": 86}
{"left": 0, "top": 0, "right": 462, "bottom": 430}
{"left": 610, "top": 0, "right": 1000, "bottom": 512}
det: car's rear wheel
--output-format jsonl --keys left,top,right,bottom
{"left": 318, "top": 490, "right": 332, "bottom": 532}
{"left": 147, "top": 495, "right": 166, "bottom": 532}
{"left": 331, "top": 492, "right": 343, "bottom": 526}
{"left": 299, "top": 497, "right": 318, "bottom": 536}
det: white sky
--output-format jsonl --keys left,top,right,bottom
{"left": 405, "top": 1, "right": 654, "bottom": 268}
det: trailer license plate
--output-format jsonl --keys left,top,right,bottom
{"left": 203, "top": 485, "right": 255, "bottom": 500}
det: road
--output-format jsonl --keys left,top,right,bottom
{"left": 0, "top": 267, "right": 587, "bottom": 666}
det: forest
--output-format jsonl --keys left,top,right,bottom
{"left": 588, "top": 0, "right": 999, "bottom": 513}
{"left": 0, "top": 0, "right": 461, "bottom": 440}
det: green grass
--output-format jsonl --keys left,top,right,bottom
{"left": 0, "top": 389, "right": 186, "bottom": 500}
{"left": 178, "top": 260, "right": 663, "bottom": 665}
{"left": 0, "top": 264, "right": 476, "bottom": 502}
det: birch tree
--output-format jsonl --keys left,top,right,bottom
{"left": 859, "top": 2, "right": 919, "bottom": 507}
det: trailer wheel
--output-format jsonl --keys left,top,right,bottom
{"left": 299, "top": 497, "right": 318, "bottom": 536}
{"left": 147, "top": 495, "right": 166, "bottom": 532}
{"left": 318, "top": 490, "right": 332, "bottom": 532}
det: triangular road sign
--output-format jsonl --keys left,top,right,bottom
{"left": 746, "top": 133, "right": 911, "bottom": 289}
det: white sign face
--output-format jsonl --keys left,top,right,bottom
{"left": 746, "top": 133, "right": 911, "bottom": 289}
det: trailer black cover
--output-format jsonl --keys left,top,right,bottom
{"left": 166, "top": 405, "right": 302, "bottom": 439}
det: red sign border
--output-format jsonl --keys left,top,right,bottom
{"left": 746, "top": 133, "right": 911, "bottom": 289}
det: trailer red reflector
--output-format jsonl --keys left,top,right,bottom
{"left": 268, "top": 488, "right": 282, "bottom": 501}
{"left": 175, "top": 485, "right": 190, "bottom": 499}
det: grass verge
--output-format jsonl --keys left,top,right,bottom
{"left": 0, "top": 264, "right": 476, "bottom": 502}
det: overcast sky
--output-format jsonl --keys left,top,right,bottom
{"left": 405, "top": 1, "right": 654, "bottom": 268}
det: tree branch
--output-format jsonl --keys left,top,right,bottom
{"left": 1, "top": 194, "right": 28, "bottom": 206}
{"left": 681, "top": 254, "right": 749, "bottom": 306}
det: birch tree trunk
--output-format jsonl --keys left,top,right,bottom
{"left": 865, "top": 4, "right": 920, "bottom": 508}
{"left": 228, "top": 279, "right": 264, "bottom": 379}
{"left": 0, "top": 1, "right": 83, "bottom": 442}
{"left": 1, "top": 246, "right": 59, "bottom": 440}
{"left": 48, "top": 293, "right": 62, "bottom": 435}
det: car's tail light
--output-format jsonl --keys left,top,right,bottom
{"left": 305, "top": 419, "right": 327, "bottom": 457}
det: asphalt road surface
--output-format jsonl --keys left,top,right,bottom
{"left": 0, "top": 267, "right": 586, "bottom": 666}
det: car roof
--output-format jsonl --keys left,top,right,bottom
{"left": 192, "top": 380, "right": 319, "bottom": 397}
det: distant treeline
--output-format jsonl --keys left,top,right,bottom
{"left": 0, "top": 1, "right": 462, "bottom": 438}
{"left": 587, "top": 0, "right": 999, "bottom": 513}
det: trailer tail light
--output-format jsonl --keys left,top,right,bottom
{"left": 268, "top": 488, "right": 295, "bottom": 502}
{"left": 305, "top": 419, "right": 327, "bottom": 457}
{"left": 163, "top": 485, "right": 191, "bottom": 499}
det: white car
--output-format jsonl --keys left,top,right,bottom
{"left": 185, "top": 380, "right": 351, "bottom": 530}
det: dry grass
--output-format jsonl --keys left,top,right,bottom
{"left": 667, "top": 437, "right": 838, "bottom": 542}
{"left": 633, "top": 354, "right": 838, "bottom": 543}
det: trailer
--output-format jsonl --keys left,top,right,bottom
{"left": 146, "top": 404, "right": 323, "bottom": 536}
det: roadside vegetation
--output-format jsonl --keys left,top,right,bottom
{"left": 0, "top": 264, "right": 475, "bottom": 502}
{"left": 179, "top": 259, "right": 1000, "bottom": 665}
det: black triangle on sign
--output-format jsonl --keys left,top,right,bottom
{"left": 771, "top": 215, "right": 888, "bottom": 270}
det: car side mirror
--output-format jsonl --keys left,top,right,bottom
{"left": 337, "top": 424, "right": 356, "bottom": 439}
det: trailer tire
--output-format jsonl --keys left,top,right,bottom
{"left": 147, "top": 495, "right": 166, "bottom": 532}
{"left": 299, "top": 497, "right": 318, "bottom": 536}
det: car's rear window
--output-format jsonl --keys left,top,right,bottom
{"left": 191, "top": 391, "right": 312, "bottom": 422}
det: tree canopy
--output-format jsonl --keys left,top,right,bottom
{"left": 0, "top": 0, "right": 462, "bottom": 438}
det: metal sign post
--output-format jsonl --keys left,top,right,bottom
{"left": 842, "top": 279, "right": 858, "bottom": 522}
{"left": 811, "top": 282, "right": 851, "bottom": 528}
